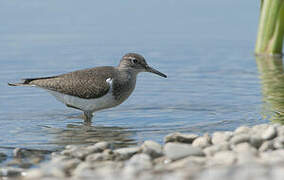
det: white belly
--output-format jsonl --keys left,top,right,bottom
{"left": 46, "top": 78, "right": 117, "bottom": 112}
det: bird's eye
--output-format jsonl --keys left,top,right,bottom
{"left": 131, "top": 59, "right": 138, "bottom": 64}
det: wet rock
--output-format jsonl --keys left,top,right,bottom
{"left": 203, "top": 143, "right": 230, "bottom": 156}
{"left": 230, "top": 134, "right": 250, "bottom": 145}
{"left": 86, "top": 141, "right": 112, "bottom": 153}
{"left": 86, "top": 149, "right": 114, "bottom": 162}
{"left": 114, "top": 146, "right": 141, "bottom": 160}
{"left": 86, "top": 153, "right": 104, "bottom": 162}
{"left": 24, "top": 161, "right": 67, "bottom": 179}
{"left": 70, "top": 149, "right": 93, "bottom": 160}
{"left": 164, "top": 143, "right": 204, "bottom": 161}
{"left": 65, "top": 144, "right": 77, "bottom": 150}
{"left": 5, "top": 159, "right": 33, "bottom": 169}
{"left": 62, "top": 159, "right": 81, "bottom": 174}
{"left": 61, "top": 146, "right": 97, "bottom": 160}
{"left": 141, "top": 140, "right": 163, "bottom": 158}
{"left": 72, "top": 162, "right": 93, "bottom": 178}
{"left": 13, "top": 148, "right": 28, "bottom": 158}
{"left": 51, "top": 156, "right": 81, "bottom": 175}
{"left": 13, "top": 148, "right": 48, "bottom": 160}
{"left": 0, "top": 167, "right": 23, "bottom": 177}
{"left": 212, "top": 131, "right": 233, "bottom": 144}
{"left": 192, "top": 133, "right": 211, "bottom": 149}
{"left": 0, "top": 153, "right": 7, "bottom": 163}
{"left": 61, "top": 146, "right": 79, "bottom": 156}
{"left": 261, "top": 126, "right": 277, "bottom": 140}
{"left": 8, "top": 124, "right": 284, "bottom": 180}
{"left": 164, "top": 132, "right": 198, "bottom": 144}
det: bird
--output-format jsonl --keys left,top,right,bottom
{"left": 8, "top": 53, "right": 167, "bottom": 122}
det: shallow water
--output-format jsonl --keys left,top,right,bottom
{"left": 0, "top": 0, "right": 279, "bottom": 167}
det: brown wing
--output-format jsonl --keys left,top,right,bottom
{"left": 27, "top": 66, "right": 116, "bottom": 99}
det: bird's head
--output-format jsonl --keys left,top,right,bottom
{"left": 119, "top": 53, "right": 167, "bottom": 78}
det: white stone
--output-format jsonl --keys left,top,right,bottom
{"left": 235, "top": 126, "right": 251, "bottom": 134}
{"left": 164, "top": 143, "right": 204, "bottom": 161}
{"left": 141, "top": 140, "right": 163, "bottom": 158}
{"left": 212, "top": 131, "right": 233, "bottom": 145}
{"left": 208, "top": 151, "right": 236, "bottom": 166}
{"left": 262, "top": 126, "right": 277, "bottom": 140}
{"left": 192, "top": 134, "right": 212, "bottom": 149}
{"left": 203, "top": 143, "right": 230, "bottom": 156}
{"left": 164, "top": 132, "right": 199, "bottom": 143}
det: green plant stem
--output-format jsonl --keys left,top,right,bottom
{"left": 255, "top": 0, "right": 284, "bottom": 56}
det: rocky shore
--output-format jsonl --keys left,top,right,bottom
{"left": 2, "top": 123, "right": 284, "bottom": 180}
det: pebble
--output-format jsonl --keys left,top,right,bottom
{"left": 167, "top": 156, "right": 206, "bottom": 170}
{"left": 260, "top": 150, "right": 284, "bottom": 164}
{"left": 273, "top": 136, "right": 284, "bottom": 149}
{"left": 141, "top": 140, "right": 163, "bottom": 158}
{"left": 208, "top": 151, "right": 236, "bottom": 166}
{"left": 114, "top": 146, "right": 141, "bottom": 160}
{"left": 235, "top": 126, "right": 251, "bottom": 134}
{"left": 211, "top": 131, "right": 233, "bottom": 144}
{"left": 124, "top": 154, "right": 152, "bottom": 172}
{"left": 0, "top": 167, "right": 24, "bottom": 177}
{"left": 276, "top": 126, "right": 284, "bottom": 136}
{"left": 230, "top": 134, "right": 250, "bottom": 145}
{"left": 164, "top": 142, "right": 204, "bottom": 161}
{"left": 86, "top": 149, "right": 114, "bottom": 162}
{"left": 164, "top": 132, "right": 198, "bottom": 143}
{"left": 86, "top": 141, "right": 112, "bottom": 153}
{"left": 192, "top": 133, "right": 212, "bottom": 149}
{"left": 6, "top": 123, "right": 284, "bottom": 180}
{"left": 203, "top": 143, "right": 230, "bottom": 156}
{"left": 63, "top": 147, "right": 93, "bottom": 160}
{"left": 259, "top": 141, "right": 274, "bottom": 152}
{"left": 233, "top": 143, "right": 257, "bottom": 155}
{"left": 262, "top": 126, "right": 277, "bottom": 140}
{"left": 0, "top": 153, "right": 7, "bottom": 163}
{"left": 249, "top": 136, "right": 263, "bottom": 148}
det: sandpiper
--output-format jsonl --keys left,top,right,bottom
{"left": 8, "top": 53, "right": 167, "bottom": 121}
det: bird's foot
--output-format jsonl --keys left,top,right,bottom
{"left": 83, "top": 112, "right": 93, "bottom": 123}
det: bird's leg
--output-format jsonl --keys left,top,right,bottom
{"left": 83, "top": 111, "right": 93, "bottom": 122}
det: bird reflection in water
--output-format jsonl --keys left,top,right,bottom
{"left": 45, "top": 121, "right": 137, "bottom": 149}
{"left": 256, "top": 55, "right": 284, "bottom": 123}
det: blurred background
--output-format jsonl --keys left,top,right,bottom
{"left": 1, "top": 0, "right": 282, "bottom": 167}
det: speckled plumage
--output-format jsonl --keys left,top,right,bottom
{"left": 9, "top": 53, "right": 167, "bottom": 122}
{"left": 28, "top": 67, "right": 115, "bottom": 99}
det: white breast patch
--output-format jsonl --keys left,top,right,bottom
{"left": 46, "top": 78, "right": 118, "bottom": 112}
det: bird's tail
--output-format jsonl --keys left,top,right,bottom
{"left": 8, "top": 78, "right": 37, "bottom": 86}
{"left": 8, "top": 76, "right": 57, "bottom": 86}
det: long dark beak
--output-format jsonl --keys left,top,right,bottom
{"left": 146, "top": 66, "right": 167, "bottom": 78}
